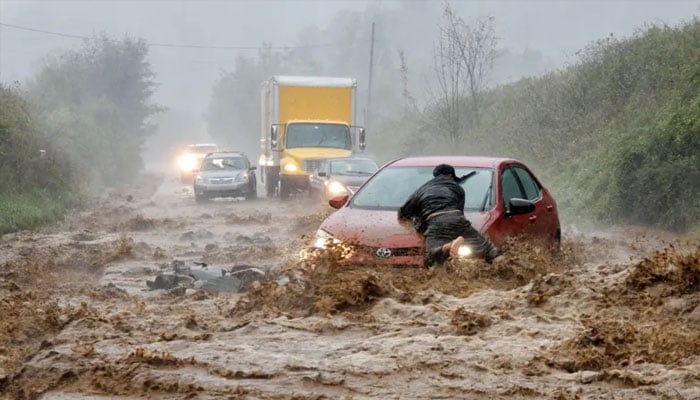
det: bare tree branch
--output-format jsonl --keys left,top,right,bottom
{"left": 398, "top": 49, "right": 418, "bottom": 112}
{"left": 443, "top": 3, "right": 498, "bottom": 129}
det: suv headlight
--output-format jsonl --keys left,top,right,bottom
{"left": 194, "top": 175, "right": 205, "bottom": 184}
{"left": 236, "top": 172, "right": 249, "bottom": 182}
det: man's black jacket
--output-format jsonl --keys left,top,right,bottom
{"left": 398, "top": 175, "right": 464, "bottom": 233}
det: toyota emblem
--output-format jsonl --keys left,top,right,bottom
{"left": 375, "top": 248, "right": 392, "bottom": 258}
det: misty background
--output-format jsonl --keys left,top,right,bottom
{"left": 1, "top": 0, "right": 697, "bottom": 161}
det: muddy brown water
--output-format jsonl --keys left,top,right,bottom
{"left": 1, "top": 172, "right": 699, "bottom": 399}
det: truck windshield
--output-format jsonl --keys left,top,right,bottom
{"left": 285, "top": 123, "right": 351, "bottom": 149}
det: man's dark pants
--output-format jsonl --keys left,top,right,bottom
{"left": 423, "top": 213, "right": 499, "bottom": 267}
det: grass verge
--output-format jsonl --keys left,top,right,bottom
{"left": 0, "top": 190, "right": 81, "bottom": 235}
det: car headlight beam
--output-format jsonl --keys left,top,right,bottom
{"left": 457, "top": 245, "right": 472, "bottom": 258}
{"left": 326, "top": 181, "right": 348, "bottom": 196}
{"left": 178, "top": 154, "right": 198, "bottom": 172}
{"left": 310, "top": 229, "right": 354, "bottom": 260}
{"left": 283, "top": 163, "right": 298, "bottom": 172}
{"left": 313, "top": 229, "right": 336, "bottom": 249}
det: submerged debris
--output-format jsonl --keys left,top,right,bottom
{"left": 146, "top": 260, "right": 267, "bottom": 294}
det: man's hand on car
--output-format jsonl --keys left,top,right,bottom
{"left": 397, "top": 216, "right": 412, "bottom": 227}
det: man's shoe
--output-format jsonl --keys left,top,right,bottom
{"left": 448, "top": 236, "right": 465, "bottom": 258}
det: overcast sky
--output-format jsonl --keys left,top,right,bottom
{"left": 1, "top": 0, "right": 697, "bottom": 133}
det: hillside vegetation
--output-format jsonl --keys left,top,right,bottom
{"left": 0, "top": 86, "right": 78, "bottom": 233}
{"left": 375, "top": 20, "right": 700, "bottom": 231}
{"left": 0, "top": 36, "right": 159, "bottom": 234}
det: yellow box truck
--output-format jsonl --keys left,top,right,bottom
{"left": 259, "top": 76, "right": 366, "bottom": 198}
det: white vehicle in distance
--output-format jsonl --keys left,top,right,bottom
{"left": 176, "top": 143, "right": 220, "bottom": 183}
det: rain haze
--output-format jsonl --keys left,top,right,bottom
{"left": 1, "top": 1, "right": 697, "bottom": 151}
{"left": 1, "top": 1, "right": 700, "bottom": 398}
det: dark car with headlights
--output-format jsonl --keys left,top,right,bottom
{"left": 309, "top": 157, "right": 379, "bottom": 201}
{"left": 313, "top": 156, "right": 561, "bottom": 266}
{"left": 193, "top": 152, "right": 257, "bottom": 202}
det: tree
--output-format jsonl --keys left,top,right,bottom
{"left": 207, "top": 44, "right": 287, "bottom": 157}
{"left": 206, "top": 40, "right": 332, "bottom": 157}
{"left": 398, "top": 49, "right": 418, "bottom": 112}
{"left": 427, "top": 5, "right": 467, "bottom": 148}
{"left": 29, "top": 35, "right": 161, "bottom": 187}
{"left": 427, "top": 3, "right": 497, "bottom": 146}
{"left": 446, "top": 7, "right": 497, "bottom": 128}
{"left": 0, "top": 85, "right": 74, "bottom": 194}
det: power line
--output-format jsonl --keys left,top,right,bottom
{"left": 0, "top": 21, "right": 342, "bottom": 50}
{"left": 0, "top": 22, "right": 87, "bottom": 40}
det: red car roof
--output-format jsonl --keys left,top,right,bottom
{"left": 387, "top": 156, "right": 515, "bottom": 169}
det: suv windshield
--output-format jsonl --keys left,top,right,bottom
{"left": 330, "top": 159, "right": 378, "bottom": 175}
{"left": 286, "top": 123, "right": 351, "bottom": 149}
{"left": 351, "top": 166, "right": 494, "bottom": 211}
{"left": 200, "top": 157, "right": 247, "bottom": 171}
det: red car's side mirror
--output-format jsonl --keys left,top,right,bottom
{"left": 328, "top": 194, "right": 349, "bottom": 209}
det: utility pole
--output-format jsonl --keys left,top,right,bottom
{"left": 366, "top": 22, "right": 375, "bottom": 130}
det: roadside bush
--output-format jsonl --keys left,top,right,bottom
{"left": 0, "top": 86, "right": 79, "bottom": 234}
{"left": 29, "top": 35, "right": 160, "bottom": 188}
{"left": 378, "top": 19, "right": 700, "bottom": 232}
{"left": 615, "top": 94, "right": 700, "bottom": 230}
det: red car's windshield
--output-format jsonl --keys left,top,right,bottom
{"left": 350, "top": 166, "right": 494, "bottom": 211}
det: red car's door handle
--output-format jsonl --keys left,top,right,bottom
{"left": 546, "top": 205, "right": 553, "bottom": 212}
{"left": 528, "top": 215, "right": 537, "bottom": 223}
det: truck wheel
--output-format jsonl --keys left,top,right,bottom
{"left": 265, "top": 169, "right": 278, "bottom": 197}
{"left": 279, "top": 179, "right": 291, "bottom": 200}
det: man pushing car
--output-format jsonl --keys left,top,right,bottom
{"left": 398, "top": 164, "right": 504, "bottom": 268}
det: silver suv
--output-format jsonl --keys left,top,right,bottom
{"left": 193, "top": 152, "right": 257, "bottom": 202}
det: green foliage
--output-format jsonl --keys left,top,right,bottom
{"left": 1, "top": 34, "right": 160, "bottom": 234}
{"left": 29, "top": 35, "right": 161, "bottom": 187}
{"left": 0, "top": 86, "right": 79, "bottom": 233}
{"left": 615, "top": 94, "right": 700, "bottom": 230}
{"left": 0, "top": 86, "right": 75, "bottom": 193}
{"left": 0, "top": 190, "right": 81, "bottom": 235}
{"left": 381, "top": 19, "right": 700, "bottom": 231}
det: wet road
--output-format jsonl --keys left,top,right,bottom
{"left": 1, "top": 171, "right": 699, "bottom": 399}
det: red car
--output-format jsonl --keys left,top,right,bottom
{"left": 313, "top": 156, "right": 561, "bottom": 266}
